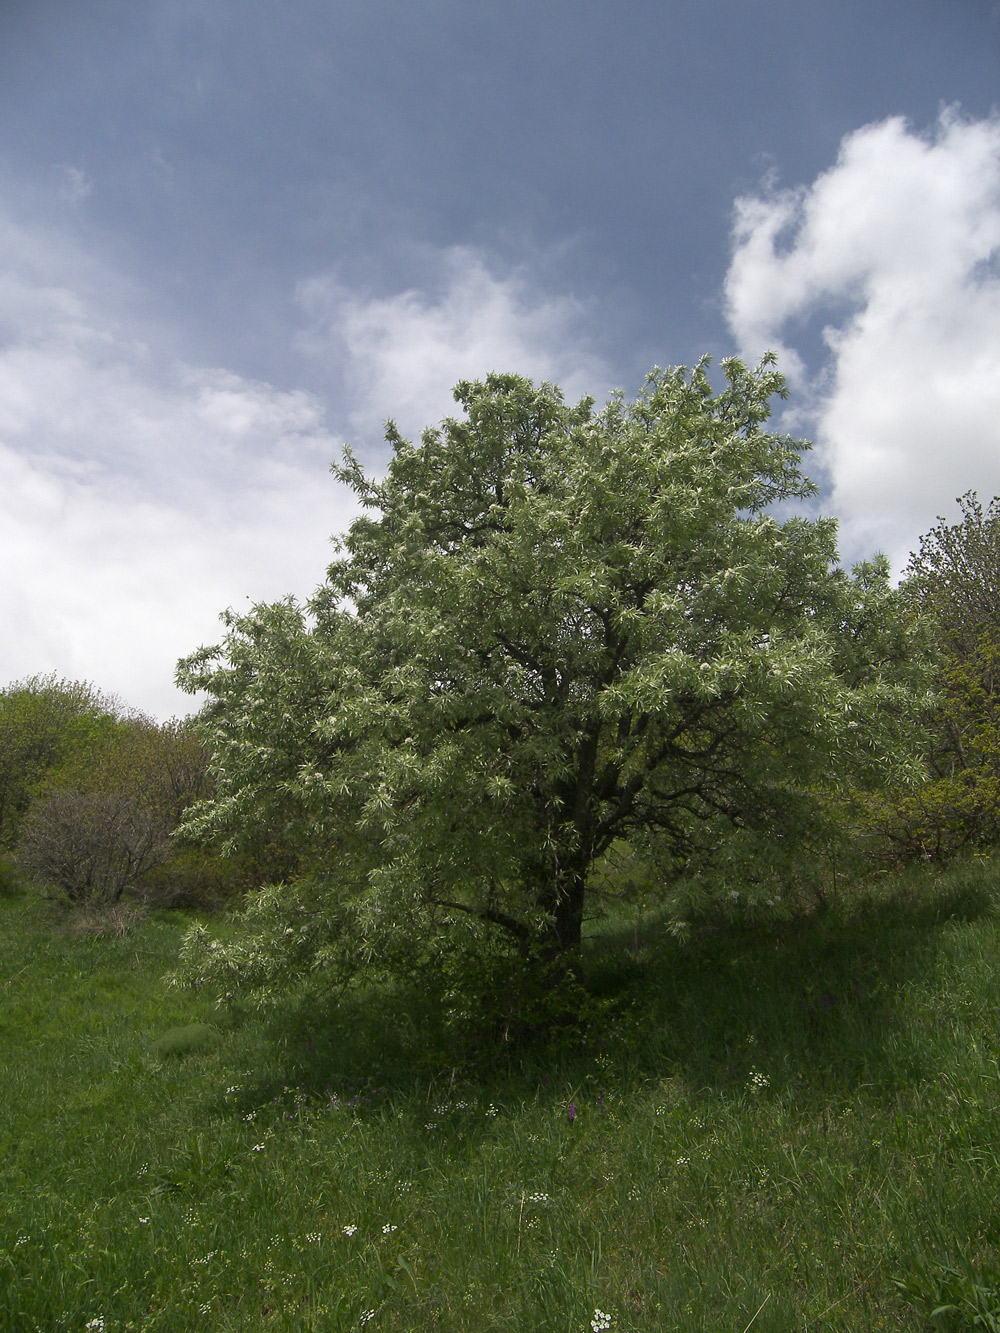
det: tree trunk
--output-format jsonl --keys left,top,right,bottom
{"left": 552, "top": 863, "right": 586, "bottom": 953}
{"left": 527, "top": 859, "right": 588, "bottom": 986}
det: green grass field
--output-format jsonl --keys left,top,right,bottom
{"left": 3, "top": 864, "right": 1000, "bottom": 1331}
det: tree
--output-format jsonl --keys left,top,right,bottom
{"left": 16, "top": 788, "right": 172, "bottom": 905}
{"left": 904, "top": 492, "right": 1000, "bottom": 660}
{"left": 866, "top": 493, "right": 1000, "bottom": 860}
{"left": 0, "top": 675, "right": 113, "bottom": 850}
{"left": 177, "top": 357, "right": 926, "bottom": 1003}
{"left": 4, "top": 681, "right": 219, "bottom": 908}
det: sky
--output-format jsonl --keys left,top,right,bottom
{"left": 1, "top": 0, "right": 998, "bottom": 718}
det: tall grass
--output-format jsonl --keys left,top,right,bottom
{"left": 2, "top": 861, "right": 1000, "bottom": 1330}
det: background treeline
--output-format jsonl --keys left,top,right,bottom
{"left": 0, "top": 675, "right": 276, "bottom": 918}
{"left": 868, "top": 493, "right": 1000, "bottom": 863}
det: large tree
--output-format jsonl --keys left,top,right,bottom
{"left": 177, "top": 357, "right": 925, "bottom": 997}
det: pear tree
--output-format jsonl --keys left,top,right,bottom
{"left": 177, "top": 357, "right": 926, "bottom": 1002}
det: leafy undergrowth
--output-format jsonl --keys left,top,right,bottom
{"left": 2, "top": 862, "right": 1000, "bottom": 1331}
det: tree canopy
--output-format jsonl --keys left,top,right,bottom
{"left": 866, "top": 492, "right": 1000, "bottom": 861}
{"left": 904, "top": 492, "right": 1000, "bottom": 659}
{"left": 177, "top": 357, "right": 927, "bottom": 1003}
{"left": 0, "top": 675, "right": 114, "bottom": 851}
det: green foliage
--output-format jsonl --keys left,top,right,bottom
{"left": 2, "top": 678, "right": 221, "bottom": 909}
{"left": 904, "top": 491, "right": 1000, "bottom": 659}
{"left": 870, "top": 494, "right": 1000, "bottom": 862}
{"left": 895, "top": 1256, "right": 1000, "bottom": 1330}
{"left": 178, "top": 357, "right": 928, "bottom": 1009}
{"left": 0, "top": 674, "right": 113, "bottom": 849}
{"left": 867, "top": 630, "right": 1000, "bottom": 859}
{"left": 411, "top": 915, "right": 613, "bottom": 1060}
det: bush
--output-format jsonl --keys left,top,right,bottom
{"left": 872, "top": 493, "right": 1000, "bottom": 864}
{"left": 0, "top": 674, "right": 115, "bottom": 850}
{"left": 15, "top": 788, "right": 171, "bottom": 905}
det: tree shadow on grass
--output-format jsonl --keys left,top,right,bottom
{"left": 215, "top": 863, "right": 998, "bottom": 1117}
{"left": 581, "top": 863, "right": 998, "bottom": 1101}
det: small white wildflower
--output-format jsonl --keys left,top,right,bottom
{"left": 251, "top": 1142, "right": 266, "bottom": 1153}
{"left": 527, "top": 1191, "right": 550, "bottom": 1204}
{"left": 747, "top": 1069, "right": 770, "bottom": 1093}
{"left": 381, "top": 1223, "right": 397, "bottom": 1234}
{"left": 359, "top": 1311, "right": 376, "bottom": 1327}
{"left": 138, "top": 1216, "right": 150, "bottom": 1225}
{"left": 306, "top": 1231, "right": 322, "bottom": 1243}
{"left": 199, "top": 1302, "right": 213, "bottom": 1315}
{"left": 243, "top": 1110, "right": 257, "bottom": 1122}
{"left": 676, "top": 1156, "right": 690, "bottom": 1167}
{"left": 591, "top": 1309, "right": 613, "bottom": 1333}
{"left": 14, "top": 1236, "right": 29, "bottom": 1247}
{"left": 226, "top": 1085, "right": 241, "bottom": 1096}
{"left": 84, "top": 1320, "right": 105, "bottom": 1333}
{"left": 343, "top": 1223, "right": 358, "bottom": 1237}
{"left": 424, "top": 1122, "right": 438, "bottom": 1130}
{"left": 485, "top": 1103, "right": 499, "bottom": 1118}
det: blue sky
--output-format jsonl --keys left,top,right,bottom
{"left": 1, "top": 0, "right": 998, "bottom": 715}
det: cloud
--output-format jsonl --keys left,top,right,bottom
{"left": 725, "top": 109, "right": 1000, "bottom": 570}
{"left": 56, "top": 165, "right": 93, "bottom": 207}
{"left": 0, "top": 206, "right": 353, "bottom": 718}
{"left": 296, "top": 245, "right": 610, "bottom": 446}
{"left": 0, "top": 217, "right": 612, "bottom": 717}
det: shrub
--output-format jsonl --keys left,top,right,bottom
{"left": 0, "top": 674, "right": 115, "bottom": 850}
{"left": 15, "top": 788, "right": 171, "bottom": 905}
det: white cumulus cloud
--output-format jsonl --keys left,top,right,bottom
{"left": 725, "top": 109, "right": 1000, "bottom": 570}
{"left": 0, "top": 217, "right": 613, "bottom": 716}
{"left": 0, "top": 208, "right": 351, "bottom": 717}
{"left": 296, "top": 245, "right": 610, "bottom": 446}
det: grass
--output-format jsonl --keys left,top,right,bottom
{"left": 2, "top": 863, "right": 1000, "bottom": 1331}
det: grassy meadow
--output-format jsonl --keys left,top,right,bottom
{"left": 3, "top": 863, "right": 1000, "bottom": 1332}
